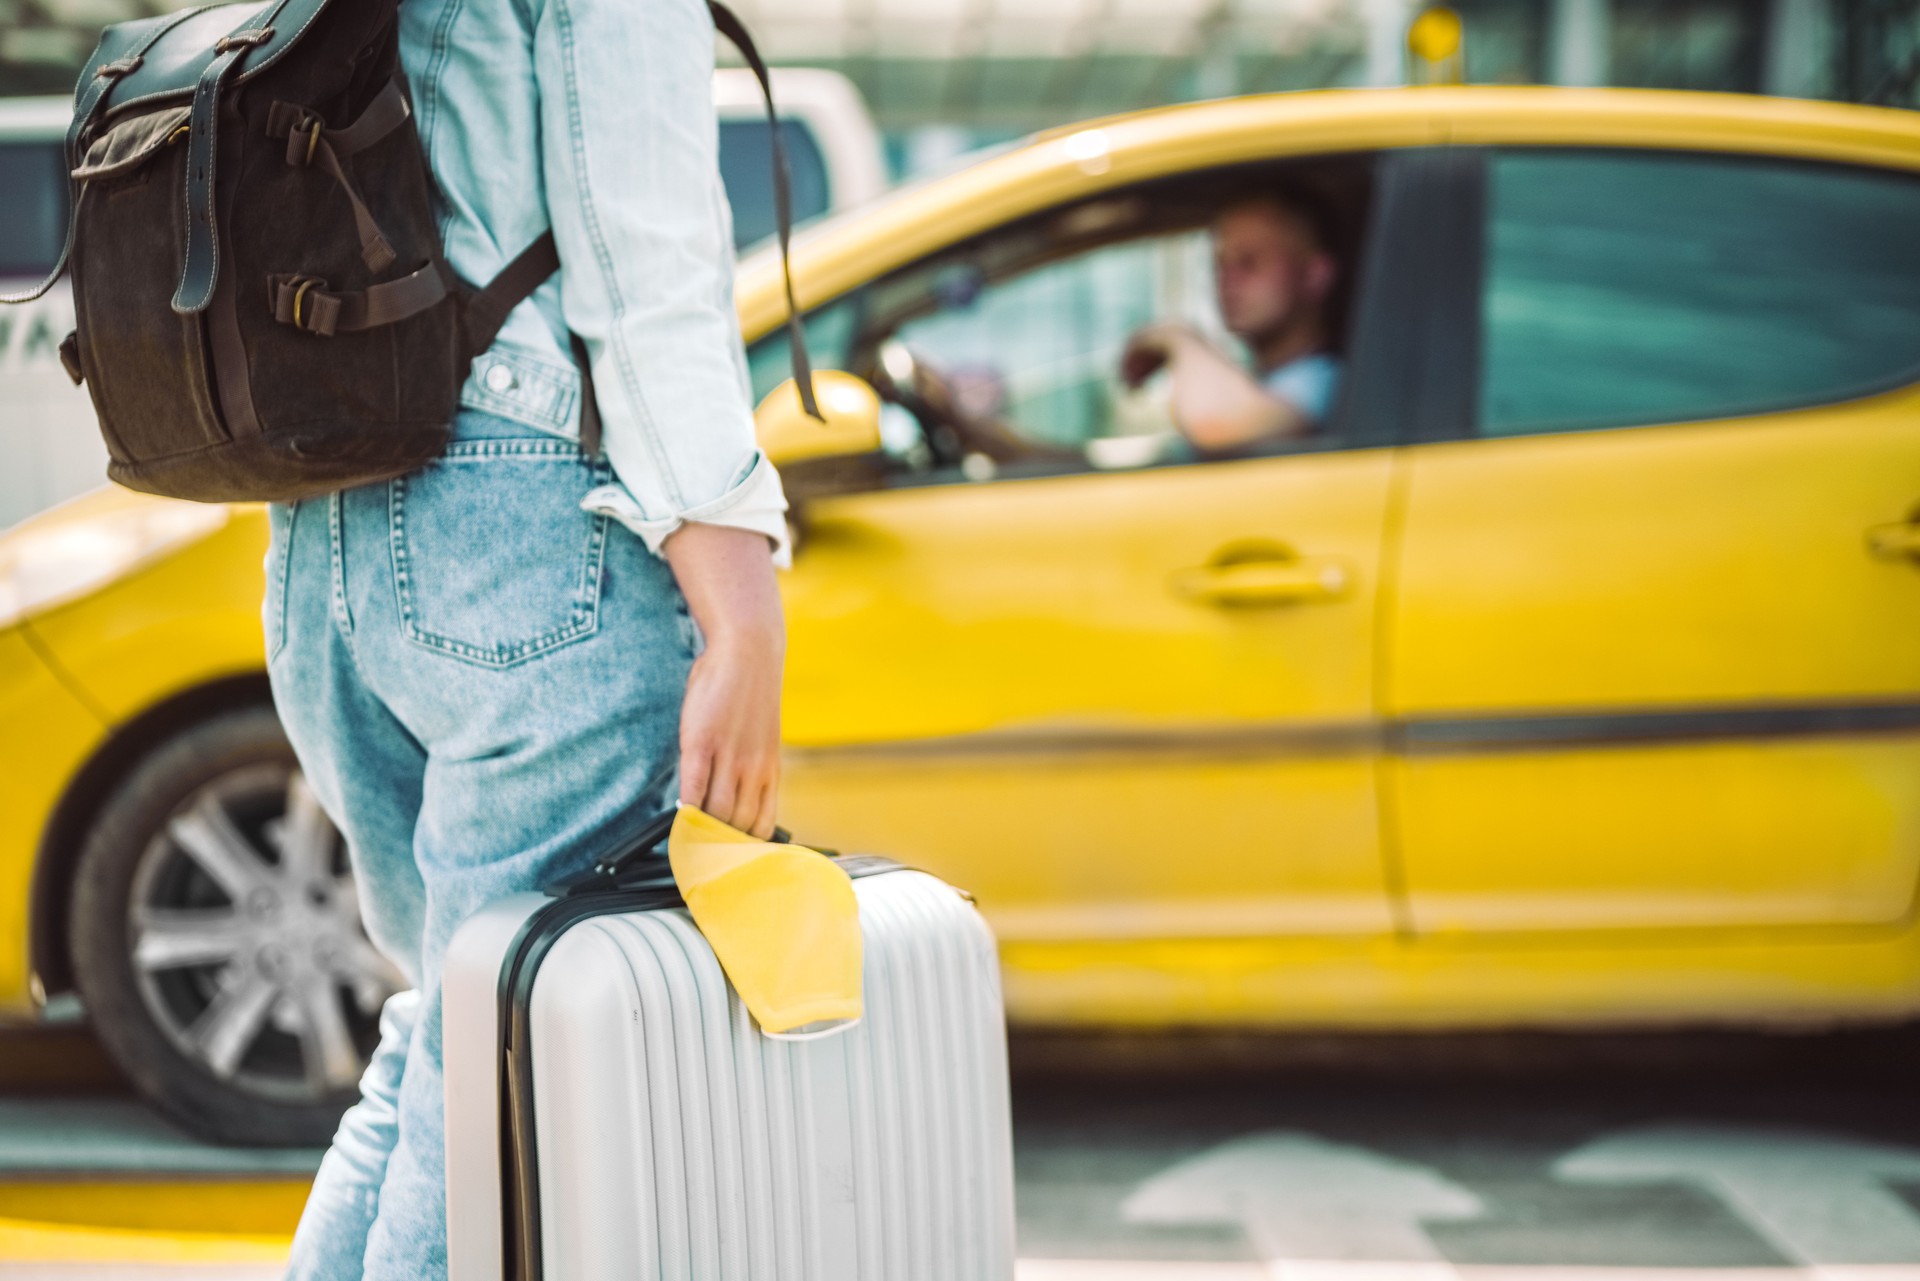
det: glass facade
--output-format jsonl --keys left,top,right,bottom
{"left": 2, "top": 2, "right": 1916, "bottom": 159}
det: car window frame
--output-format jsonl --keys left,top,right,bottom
{"left": 751, "top": 146, "right": 1466, "bottom": 489}
{"left": 1347, "top": 144, "right": 1482, "bottom": 449}
{"left": 1440, "top": 143, "right": 1920, "bottom": 444}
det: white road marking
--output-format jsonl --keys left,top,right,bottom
{"left": 1557, "top": 1123, "right": 1920, "bottom": 1281}
{"left": 1020, "top": 1269, "right": 1905, "bottom": 1281}
{"left": 1121, "top": 1131, "right": 1484, "bottom": 1280}
{"left": 1018, "top": 1264, "right": 1272, "bottom": 1280}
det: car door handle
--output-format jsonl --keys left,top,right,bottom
{"left": 1170, "top": 558, "right": 1351, "bottom": 606}
{"left": 1868, "top": 521, "right": 1920, "bottom": 560}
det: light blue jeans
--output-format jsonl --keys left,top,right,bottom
{"left": 267, "top": 409, "right": 698, "bottom": 1279}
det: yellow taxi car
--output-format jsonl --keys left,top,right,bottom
{"left": 7, "top": 85, "right": 1920, "bottom": 1143}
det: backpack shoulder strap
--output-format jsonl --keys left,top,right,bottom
{"left": 460, "top": 232, "right": 606, "bottom": 455}
{"left": 465, "top": 0, "right": 822, "bottom": 458}
{"left": 463, "top": 232, "right": 558, "bottom": 358}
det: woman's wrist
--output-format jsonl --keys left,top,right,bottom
{"left": 702, "top": 615, "right": 786, "bottom": 654}
{"left": 663, "top": 522, "right": 786, "bottom": 644}
{"left": 664, "top": 520, "right": 785, "bottom": 835}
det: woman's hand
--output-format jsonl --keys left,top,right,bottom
{"left": 662, "top": 521, "right": 786, "bottom": 838}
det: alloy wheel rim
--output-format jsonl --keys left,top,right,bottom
{"left": 127, "top": 763, "right": 402, "bottom": 1103}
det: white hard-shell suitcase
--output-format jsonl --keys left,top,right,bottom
{"left": 443, "top": 813, "right": 1016, "bottom": 1281}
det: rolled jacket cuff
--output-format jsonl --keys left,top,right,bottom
{"left": 582, "top": 448, "right": 793, "bottom": 570}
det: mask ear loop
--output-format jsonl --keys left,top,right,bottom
{"left": 762, "top": 1016, "right": 861, "bottom": 1042}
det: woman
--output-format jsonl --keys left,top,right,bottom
{"left": 269, "top": 0, "right": 786, "bottom": 1273}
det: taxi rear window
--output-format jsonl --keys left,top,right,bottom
{"left": 1479, "top": 149, "right": 1920, "bottom": 436}
{"left": 719, "top": 118, "right": 830, "bottom": 252}
{"left": 0, "top": 141, "right": 67, "bottom": 280}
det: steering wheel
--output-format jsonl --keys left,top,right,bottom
{"left": 870, "top": 340, "right": 1072, "bottom": 468}
{"left": 867, "top": 340, "right": 973, "bottom": 468}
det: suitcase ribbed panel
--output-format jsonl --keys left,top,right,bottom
{"left": 520, "top": 869, "right": 1012, "bottom": 1281}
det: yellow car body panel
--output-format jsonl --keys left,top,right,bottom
{"left": 0, "top": 490, "right": 268, "bottom": 1013}
{"left": 20, "top": 505, "right": 269, "bottom": 724}
{"left": 997, "top": 926, "right": 1920, "bottom": 1028}
{"left": 775, "top": 449, "right": 1399, "bottom": 944}
{"left": 0, "top": 628, "right": 107, "bottom": 1013}
{"left": 9, "top": 86, "right": 1920, "bottom": 1028}
{"left": 1389, "top": 392, "right": 1920, "bottom": 940}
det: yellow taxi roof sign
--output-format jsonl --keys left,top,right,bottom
{"left": 1408, "top": 6, "right": 1464, "bottom": 67}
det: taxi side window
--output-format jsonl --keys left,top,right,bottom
{"left": 747, "top": 297, "right": 861, "bottom": 407}
{"left": 0, "top": 142, "right": 68, "bottom": 279}
{"left": 1478, "top": 149, "right": 1920, "bottom": 438}
{"left": 886, "top": 229, "right": 1218, "bottom": 455}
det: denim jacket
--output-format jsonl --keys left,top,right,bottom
{"left": 398, "top": 0, "right": 792, "bottom": 567}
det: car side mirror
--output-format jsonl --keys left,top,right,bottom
{"left": 754, "top": 371, "right": 884, "bottom": 469}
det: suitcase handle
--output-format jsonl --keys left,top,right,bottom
{"left": 547, "top": 807, "right": 812, "bottom": 897}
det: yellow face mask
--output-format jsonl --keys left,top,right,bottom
{"left": 667, "top": 804, "right": 863, "bottom": 1039}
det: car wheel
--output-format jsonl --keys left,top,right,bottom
{"left": 68, "top": 704, "right": 403, "bottom": 1147}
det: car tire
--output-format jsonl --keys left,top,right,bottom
{"left": 68, "top": 704, "right": 401, "bottom": 1147}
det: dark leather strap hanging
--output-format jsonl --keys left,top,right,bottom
{"left": 709, "top": 0, "right": 823, "bottom": 423}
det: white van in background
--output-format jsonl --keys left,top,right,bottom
{"left": 0, "top": 68, "right": 885, "bottom": 531}
{"left": 715, "top": 67, "right": 888, "bottom": 248}
{"left": 0, "top": 96, "right": 87, "bottom": 534}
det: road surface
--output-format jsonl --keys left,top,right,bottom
{"left": 2, "top": 1024, "right": 1916, "bottom": 1278}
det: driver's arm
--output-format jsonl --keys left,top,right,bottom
{"left": 891, "top": 346, "right": 1078, "bottom": 465}
{"left": 1123, "top": 324, "right": 1312, "bottom": 453}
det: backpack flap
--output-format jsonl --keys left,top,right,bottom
{"left": 76, "top": 2, "right": 277, "bottom": 119}
{"left": 71, "top": 0, "right": 334, "bottom": 315}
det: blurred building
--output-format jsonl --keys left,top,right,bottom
{"left": 2, "top": 0, "right": 1917, "bottom": 165}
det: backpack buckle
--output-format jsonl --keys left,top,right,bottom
{"left": 280, "top": 116, "right": 323, "bottom": 167}
{"left": 271, "top": 274, "right": 340, "bottom": 337}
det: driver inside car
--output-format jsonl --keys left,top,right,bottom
{"left": 1120, "top": 189, "right": 1342, "bottom": 453}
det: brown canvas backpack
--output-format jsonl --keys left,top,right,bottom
{"left": 2, "top": 0, "right": 816, "bottom": 503}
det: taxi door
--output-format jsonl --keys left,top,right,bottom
{"left": 1386, "top": 146, "right": 1920, "bottom": 936}
{"left": 773, "top": 153, "right": 1445, "bottom": 1023}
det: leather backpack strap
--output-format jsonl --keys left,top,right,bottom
{"left": 459, "top": 232, "right": 607, "bottom": 456}
{"left": 462, "top": 231, "right": 559, "bottom": 357}
{"left": 266, "top": 81, "right": 414, "bottom": 273}
{"left": 568, "top": 332, "right": 604, "bottom": 457}
{"left": 269, "top": 262, "right": 451, "bottom": 336}
{"left": 173, "top": 15, "right": 282, "bottom": 314}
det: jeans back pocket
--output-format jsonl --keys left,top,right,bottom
{"left": 388, "top": 440, "right": 609, "bottom": 668}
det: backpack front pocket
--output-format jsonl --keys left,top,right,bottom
{"left": 70, "top": 105, "right": 232, "bottom": 465}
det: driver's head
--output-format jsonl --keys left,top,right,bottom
{"left": 1211, "top": 192, "right": 1337, "bottom": 351}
